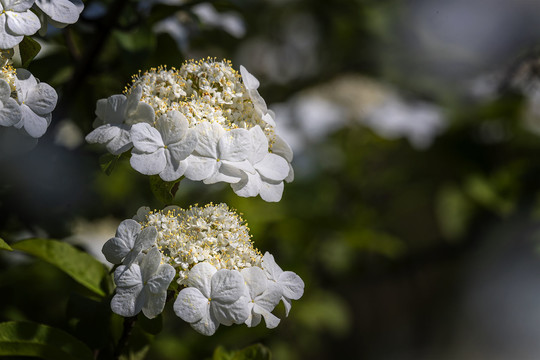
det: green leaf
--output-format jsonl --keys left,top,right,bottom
{"left": 100, "top": 153, "right": 121, "bottom": 175}
{"left": 149, "top": 175, "right": 180, "bottom": 204}
{"left": 19, "top": 36, "right": 41, "bottom": 68}
{"left": 0, "top": 321, "right": 93, "bottom": 360}
{"left": 12, "top": 238, "right": 110, "bottom": 297}
{"left": 0, "top": 237, "right": 12, "bottom": 251}
{"left": 213, "top": 344, "right": 272, "bottom": 360}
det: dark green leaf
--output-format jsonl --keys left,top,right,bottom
{"left": 12, "top": 238, "right": 110, "bottom": 297}
{"left": 100, "top": 153, "right": 121, "bottom": 175}
{"left": 0, "top": 321, "right": 93, "bottom": 360}
{"left": 0, "top": 237, "right": 12, "bottom": 251}
{"left": 150, "top": 175, "right": 181, "bottom": 204}
{"left": 19, "top": 36, "right": 41, "bottom": 68}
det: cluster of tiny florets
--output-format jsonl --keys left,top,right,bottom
{"left": 126, "top": 58, "right": 274, "bottom": 136}
{"left": 138, "top": 203, "right": 262, "bottom": 284}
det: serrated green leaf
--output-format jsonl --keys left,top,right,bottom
{"left": 0, "top": 237, "right": 12, "bottom": 251}
{"left": 19, "top": 36, "right": 41, "bottom": 68}
{"left": 12, "top": 238, "right": 110, "bottom": 297}
{"left": 100, "top": 153, "right": 121, "bottom": 175}
{"left": 0, "top": 321, "right": 93, "bottom": 360}
{"left": 150, "top": 175, "right": 180, "bottom": 204}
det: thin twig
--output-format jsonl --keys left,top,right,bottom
{"left": 113, "top": 315, "right": 138, "bottom": 359}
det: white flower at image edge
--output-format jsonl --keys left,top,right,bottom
{"left": 183, "top": 122, "right": 254, "bottom": 184}
{"left": 34, "top": 0, "right": 84, "bottom": 33}
{"left": 262, "top": 252, "right": 304, "bottom": 316}
{"left": 86, "top": 86, "right": 155, "bottom": 155}
{"left": 0, "top": 0, "right": 41, "bottom": 49}
{"left": 130, "top": 110, "right": 198, "bottom": 181}
{"left": 111, "top": 247, "right": 175, "bottom": 319}
{"left": 232, "top": 126, "right": 289, "bottom": 202}
{"left": 241, "top": 266, "right": 282, "bottom": 329}
{"left": 0, "top": 79, "right": 20, "bottom": 127}
{"left": 14, "top": 69, "right": 57, "bottom": 138}
{"left": 102, "top": 219, "right": 157, "bottom": 268}
{"left": 173, "top": 262, "right": 249, "bottom": 336}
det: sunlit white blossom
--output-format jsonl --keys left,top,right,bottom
{"left": 0, "top": 0, "right": 41, "bottom": 49}
{"left": 173, "top": 262, "right": 249, "bottom": 336}
{"left": 241, "top": 266, "right": 281, "bottom": 328}
{"left": 86, "top": 86, "right": 155, "bottom": 155}
{"left": 101, "top": 219, "right": 157, "bottom": 268}
{"left": 0, "top": 79, "right": 20, "bottom": 127}
{"left": 111, "top": 248, "right": 175, "bottom": 318}
{"left": 262, "top": 252, "right": 304, "bottom": 316}
{"left": 130, "top": 110, "right": 197, "bottom": 181}
{"left": 14, "top": 68, "right": 57, "bottom": 138}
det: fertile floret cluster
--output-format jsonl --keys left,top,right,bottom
{"left": 86, "top": 58, "right": 294, "bottom": 202}
{"left": 102, "top": 203, "right": 304, "bottom": 336}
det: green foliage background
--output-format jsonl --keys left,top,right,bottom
{"left": 2, "top": 0, "right": 540, "bottom": 359}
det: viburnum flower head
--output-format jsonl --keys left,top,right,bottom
{"left": 87, "top": 58, "right": 294, "bottom": 201}
{"left": 0, "top": 0, "right": 41, "bottom": 49}
{"left": 102, "top": 203, "right": 304, "bottom": 334}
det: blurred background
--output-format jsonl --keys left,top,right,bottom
{"left": 3, "top": 0, "right": 540, "bottom": 359}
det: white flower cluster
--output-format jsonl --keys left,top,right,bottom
{"left": 0, "top": 58, "right": 57, "bottom": 138}
{"left": 0, "top": 0, "right": 84, "bottom": 48}
{"left": 102, "top": 203, "right": 304, "bottom": 335}
{"left": 86, "top": 58, "right": 294, "bottom": 202}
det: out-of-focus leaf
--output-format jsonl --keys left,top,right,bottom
{"left": 113, "top": 25, "right": 156, "bottom": 52}
{"left": 100, "top": 153, "right": 121, "bottom": 175}
{"left": 212, "top": 344, "right": 272, "bottom": 360}
{"left": 19, "top": 36, "right": 41, "bottom": 68}
{"left": 0, "top": 321, "right": 93, "bottom": 360}
{"left": 436, "top": 184, "right": 474, "bottom": 240}
{"left": 150, "top": 175, "right": 180, "bottom": 204}
{"left": 11, "top": 238, "right": 110, "bottom": 297}
{"left": 0, "top": 237, "right": 12, "bottom": 251}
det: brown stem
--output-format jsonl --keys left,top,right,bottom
{"left": 113, "top": 315, "right": 138, "bottom": 359}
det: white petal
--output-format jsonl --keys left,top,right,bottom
{"left": 156, "top": 110, "right": 188, "bottom": 145}
{"left": 210, "top": 269, "right": 244, "bottom": 303}
{"left": 0, "top": 97, "right": 21, "bottom": 127}
{"left": 255, "top": 153, "right": 289, "bottom": 181}
{"left": 25, "top": 82, "right": 57, "bottom": 115}
{"left": 147, "top": 263, "right": 175, "bottom": 294}
{"left": 130, "top": 148, "right": 167, "bottom": 175}
{"left": 131, "top": 123, "right": 163, "bottom": 153}
{"left": 203, "top": 162, "right": 245, "bottom": 185}
{"left": 168, "top": 128, "right": 197, "bottom": 161}
{"left": 282, "top": 296, "right": 292, "bottom": 317}
{"left": 240, "top": 65, "right": 259, "bottom": 90}
{"left": 262, "top": 252, "right": 283, "bottom": 281}
{"left": 271, "top": 135, "right": 293, "bottom": 162}
{"left": 183, "top": 155, "right": 219, "bottom": 181}
{"left": 111, "top": 285, "right": 143, "bottom": 317}
{"left": 279, "top": 271, "right": 304, "bottom": 300}
{"left": 5, "top": 10, "right": 40, "bottom": 36}
{"left": 193, "top": 122, "right": 223, "bottom": 157}
{"left": 0, "top": 15, "right": 22, "bottom": 48}
{"left": 191, "top": 307, "right": 219, "bottom": 336}
{"left": 261, "top": 113, "right": 276, "bottom": 127}
{"left": 116, "top": 219, "right": 141, "bottom": 244}
{"left": 217, "top": 128, "right": 250, "bottom": 162}
{"left": 127, "top": 102, "right": 154, "bottom": 125}
{"left": 20, "top": 104, "right": 47, "bottom": 138}
{"left": 159, "top": 150, "right": 188, "bottom": 181}
{"left": 142, "top": 288, "right": 167, "bottom": 319}
{"left": 187, "top": 262, "right": 217, "bottom": 298}
{"left": 35, "top": 0, "right": 81, "bottom": 25}
{"left": 245, "top": 308, "right": 262, "bottom": 328}
{"left": 248, "top": 126, "right": 269, "bottom": 163}
{"left": 174, "top": 287, "right": 209, "bottom": 323}
{"left": 253, "top": 304, "right": 280, "bottom": 329}
{"left": 241, "top": 267, "right": 267, "bottom": 299}
{"left": 4, "top": 0, "right": 34, "bottom": 12}
{"left": 231, "top": 172, "right": 261, "bottom": 198}
{"left": 259, "top": 180, "right": 284, "bottom": 202}
{"left": 85, "top": 124, "right": 117, "bottom": 145}
{"left": 101, "top": 95, "right": 128, "bottom": 125}
{"left": 212, "top": 295, "right": 250, "bottom": 325}
{"left": 114, "top": 264, "right": 142, "bottom": 288}
{"left": 133, "top": 225, "right": 157, "bottom": 252}
{"left": 104, "top": 126, "right": 132, "bottom": 155}
{"left": 139, "top": 247, "right": 162, "bottom": 281}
